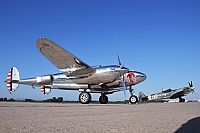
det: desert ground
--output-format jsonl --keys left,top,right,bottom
{"left": 0, "top": 102, "right": 199, "bottom": 133}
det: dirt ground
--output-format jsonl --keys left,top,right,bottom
{"left": 0, "top": 102, "right": 199, "bottom": 133}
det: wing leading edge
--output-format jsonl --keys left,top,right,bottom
{"left": 36, "top": 38, "right": 95, "bottom": 77}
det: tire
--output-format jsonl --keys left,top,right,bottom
{"left": 179, "top": 98, "right": 185, "bottom": 102}
{"left": 99, "top": 95, "right": 108, "bottom": 104}
{"left": 79, "top": 92, "right": 91, "bottom": 104}
{"left": 129, "top": 95, "right": 138, "bottom": 104}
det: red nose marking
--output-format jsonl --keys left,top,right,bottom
{"left": 130, "top": 72, "right": 135, "bottom": 77}
{"left": 126, "top": 72, "right": 135, "bottom": 78}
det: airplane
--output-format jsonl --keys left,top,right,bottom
{"left": 5, "top": 38, "right": 146, "bottom": 104}
{"left": 138, "top": 81, "right": 195, "bottom": 103}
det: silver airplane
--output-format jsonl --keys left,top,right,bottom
{"left": 138, "top": 81, "right": 195, "bottom": 102}
{"left": 5, "top": 38, "right": 146, "bottom": 104}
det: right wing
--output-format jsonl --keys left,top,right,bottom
{"left": 36, "top": 38, "right": 95, "bottom": 77}
{"left": 170, "top": 90, "right": 185, "bottom": 99}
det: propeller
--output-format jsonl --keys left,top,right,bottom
{"left": 122, "top": 74, "right": 126, "bottom": 97}
{"left": 117, "top": 54, "right": 122, "bottom": 68}
{"left": 188, "top": 81, "right": 193, "bottom": 87}
{"left": 188, "top": 81, "right": 195, "bottom": 94}
{"left": 117, "top": 54, "right": 126, "bottom": 96}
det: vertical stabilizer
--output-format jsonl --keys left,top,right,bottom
{"left": 138, "top": 91, "right": 148, "bottom": 102}
{"left": 6, "top": 67, "right": 20, "bottom": 92}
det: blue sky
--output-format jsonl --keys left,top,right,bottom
{"left": 0, "top": 0, "right": 200, "bottom": 101}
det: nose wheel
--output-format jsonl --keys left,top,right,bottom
{"left": 129, "top": 95, "right": 138, "bottom": 104}
{"left": 129, "top": 86, "right": 138, "bottom": 104}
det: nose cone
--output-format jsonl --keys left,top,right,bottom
{"left": 134, "top": 71, "right": 147, "bottom": 82}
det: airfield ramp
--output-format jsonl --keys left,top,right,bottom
{"left": 0, "top": 102, "right": 199, "bottom": 133}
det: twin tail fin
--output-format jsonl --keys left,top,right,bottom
{"left": 6, "top": 67, "right": 20, "bottom": 92}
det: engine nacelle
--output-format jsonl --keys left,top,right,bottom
{"left": 36, "top": 75, "right": 53, "bottom": 84}
{"left": 40, "top": 85, "right": 51, "bottom": 95}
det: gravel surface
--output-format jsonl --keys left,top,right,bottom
{"left": 0, "top": 102, "right": 199, "bottom": 133}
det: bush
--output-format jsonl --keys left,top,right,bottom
{"left": 8, "top": 98, "right": 15, "bottom": 102}
{"left": 3, "top": 97, "right": 7, "bottom": 101}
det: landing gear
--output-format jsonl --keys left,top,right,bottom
{"left": 99, "top": 95, "right": 108, "bottom": 104}
{"left": 129, "top": 95, "right": 138, "bottom": 104}
{"left": 79, "top": 92, "right": 91, "bottom": 104}
{"left": 179, "top": 97, "right": 185, "bottom": 102}
{"left": 128, "top": 86, "right": 138, "bottom": 104}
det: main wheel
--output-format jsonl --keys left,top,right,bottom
{"left": 79, "top": 92, "right": 91, "bottom": 104}
{"left": 99, "top": 95, "right": 108, "bottom": 104}
{"left": 129, "top": 95, "right": 138, "bottom": 104}
{"left": 179, "top": 97, "right": 185, "bottom": 102}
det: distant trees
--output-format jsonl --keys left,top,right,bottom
{"left": 57, "top": 97, "right": 63, "bottom": 102}
{"left": 43, "top": 97, "right": 63, "bottom": 102}
{"left": 3, "top": 97, "right": 7, "bottom": 101}
{"left": 24, "top": 99, "right": 34, "bottom": 102}
{"left": 8, "top": 98, "right": 15, "bottom": 102}
{"left": 0, "top": 97, "right": 128, "bottom": 103}
{"left": 0, "top": 97, "right": 64, "bottom": 103}
{"left": 0, "top": 97, "right": 15, "bottom": 102}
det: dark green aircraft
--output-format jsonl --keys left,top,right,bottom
{"left": 139, "top": 81, "right": 195, "bottom": 102}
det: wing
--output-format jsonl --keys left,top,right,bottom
{"left": 170, "top": 89, "right": 185, "bottom": 99}
{"left": 36, "top": 38, "right": 95, "bottom": 77}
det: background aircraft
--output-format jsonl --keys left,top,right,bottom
{"left": 138, "top": 81, "right": 195, "bottom": 102}
{"left": 6, "top": 38, "right": 146, "bottom": 104}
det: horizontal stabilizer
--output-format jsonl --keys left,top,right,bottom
{"left": 6, "top": 67, "right": 20, "bottom": 92}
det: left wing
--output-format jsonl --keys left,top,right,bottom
{"left": 36, "top": 38, "right": 95, "bottom": 77}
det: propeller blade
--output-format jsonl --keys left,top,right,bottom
{"left": 188, "top": 81, "right": 195, "bottom": 94}
{"left": 117, "top": 54, "right": 122, "bottom": 68}
{"left": 192, "top": 90, "right": 196, "bottom": 95}
{"left": 188, "top": 81, "right": 193, "bottom": 87}
{"left": 117, "top": 54, "right": 127, "bottom": 96}
{"left": 190, "top": 81, "right": 193, "bottom": 87}
{"left": 122, "top": 74, "right": 126, "bottom": 97}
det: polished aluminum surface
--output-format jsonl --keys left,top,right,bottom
{"left": 6, "top": 38, "right": 147, "bottom": 102}
{"left": 36, "top": 38, "right": 95, "bottom": 77}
